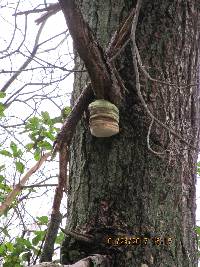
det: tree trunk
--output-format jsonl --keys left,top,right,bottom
{"left": 61, "top": 0, "right": 200, "bottom": 266}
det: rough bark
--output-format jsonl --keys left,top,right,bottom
{"left": 61, "top": 0, "right": 200, "bottom": 266}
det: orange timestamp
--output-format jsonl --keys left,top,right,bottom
{"left": 106, "top": 236, "right": 172, "bottom": 246}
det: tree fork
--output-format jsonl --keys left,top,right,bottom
{"left": 53, "top": 7, "right": 135, "bottom": 153}
{"left": 58, "top": 0, "right": 123, "bottom": 105}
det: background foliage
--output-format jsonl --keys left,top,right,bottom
{"left": 0, "top": 1, "right": 72, "bottom": 265}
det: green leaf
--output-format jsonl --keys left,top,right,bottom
{"left": 0, "top": 194, "right": 5, "bottom": 202}
{"left": 0, "top": 175, "right": 4, "bottom": 183}
{"left": 15, "top": 161, "right": 25, "bottom": 174}
{"left": 196, "top": 226, "right": 200, "bottom": 236}
{"left": 29, "top": 132, "right": 38, "bottom": 142}
{"left": 0, "top": 92, "right": 6, "bottom": 98}
{"left": 34, "top": 149, "right": 41, "bottom": 161}
{"left": 0, "top": 149, "right": 12, "bottom": 157}
{"left": 0, "top": 244, "right": 6, "bottom": 255}
{"left": 55, "top": 231, "right": 64, "bottom": 244}
{"left": 0, "top": 103, "right": 5, "bottom": 117}
{"left": 0, "top": 183, "right": 11, "bottom": 192}
{"left": 5, "top": 242, "right": 14, "bottom": 252}
{"left": 36, "top": 216, "right": 48, "bottom": 225}
{"left": 32, "top": 231, "right": 45, "bottom": 245}
{"left": 16, "top": 237, "right": 32, "bottom": 249}
{"left": 21, "top": 251, "right": 32, "bottom": 262}
{"left": 25, "top": 143, "right": 34, "bottom": 151}
{"left": 38, "top": 140, "right": 52, "bottom": 150}
{"left": 41, "top": 111, "right": 51, "bottom": 124}
{"left": 0, "top": 164, "right": 5, "bottom": 171}
{"left": 10, "top": 142, "right": 22, "bottom": 158}
{"left": 62, "top": 106, "right": 71, "bottom": 119}
{"left": 26, "top": 117, "right": 40, "bottom": 131}
{"left": 43, "top": 131, "right": 55, "bottom": 141}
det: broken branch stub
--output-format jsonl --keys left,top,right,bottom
{"left": 53, "top": 84, "right": 94, "bottom": 152}
{"left": 106, "top": 8, "right": 135, "bottom": 59}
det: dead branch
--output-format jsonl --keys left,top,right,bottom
{"left": 54, "top": 145, "right": 69, "bottom": 211}
{"left": 53, "top": 84, "right": 94, "bottom": 155}
{"left": 106, "top": 8, "right": 135, "bottom": 59}
{"left": 31, "top": 254, "right": 110, "bottom": 267}
{"left": 14, "top": 3, "right": 60, "bottom": 17}
{"left": 1, "top": 20, "right": 46, "bottom": 93}
{"left": 40, "top": 145, "right": 68, "bottom": 262}
{"left": 0, "top": 152, "right": 51, "bottom": 216}
{"left": 40, "top": 212, "right": 62, "bottom": 263}
{"left": 22, "top": 184, "right": 58, "bottom": 188}
{"left": 35, "top": 4, "right": 61, "bottom": 25}
{"left": 58, "top": 0, "right": 119, "bottom": 104}
{"left": 14, "top": 3, "right": 61, "bottom": 25}
{"left": 60, "top": 227, "right": 94, "bottom": 244}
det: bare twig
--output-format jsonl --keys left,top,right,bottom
{"left": 34, "top": 229, "right": 48, "bottom": 265}
{"left": 14, "top": 3, "right": 60, "bottom": 16}
{"left": 1, "top": 20, "right": 46, "bottom": 92}
{"left": 35, "top": 4, "right": 61, "bottom": 25}
{"left": 22, "top": 184, "right": 58, "bottom": 188}
{"left": 60, "top": 227, "right": 94, "bottom": 244}
{"left": 0, "top": 152, "right": 51, "bottom": 216}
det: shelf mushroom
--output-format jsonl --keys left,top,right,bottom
{"left": 88, "top": 99, "right": 119, "bottom": 137}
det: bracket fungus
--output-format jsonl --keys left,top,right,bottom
{"left": 88, "top": 99, "right": 119, "bottom": 137}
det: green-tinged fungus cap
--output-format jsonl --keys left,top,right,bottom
{"left": 89, "top": 99, "right": 119, "bottom": 114}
